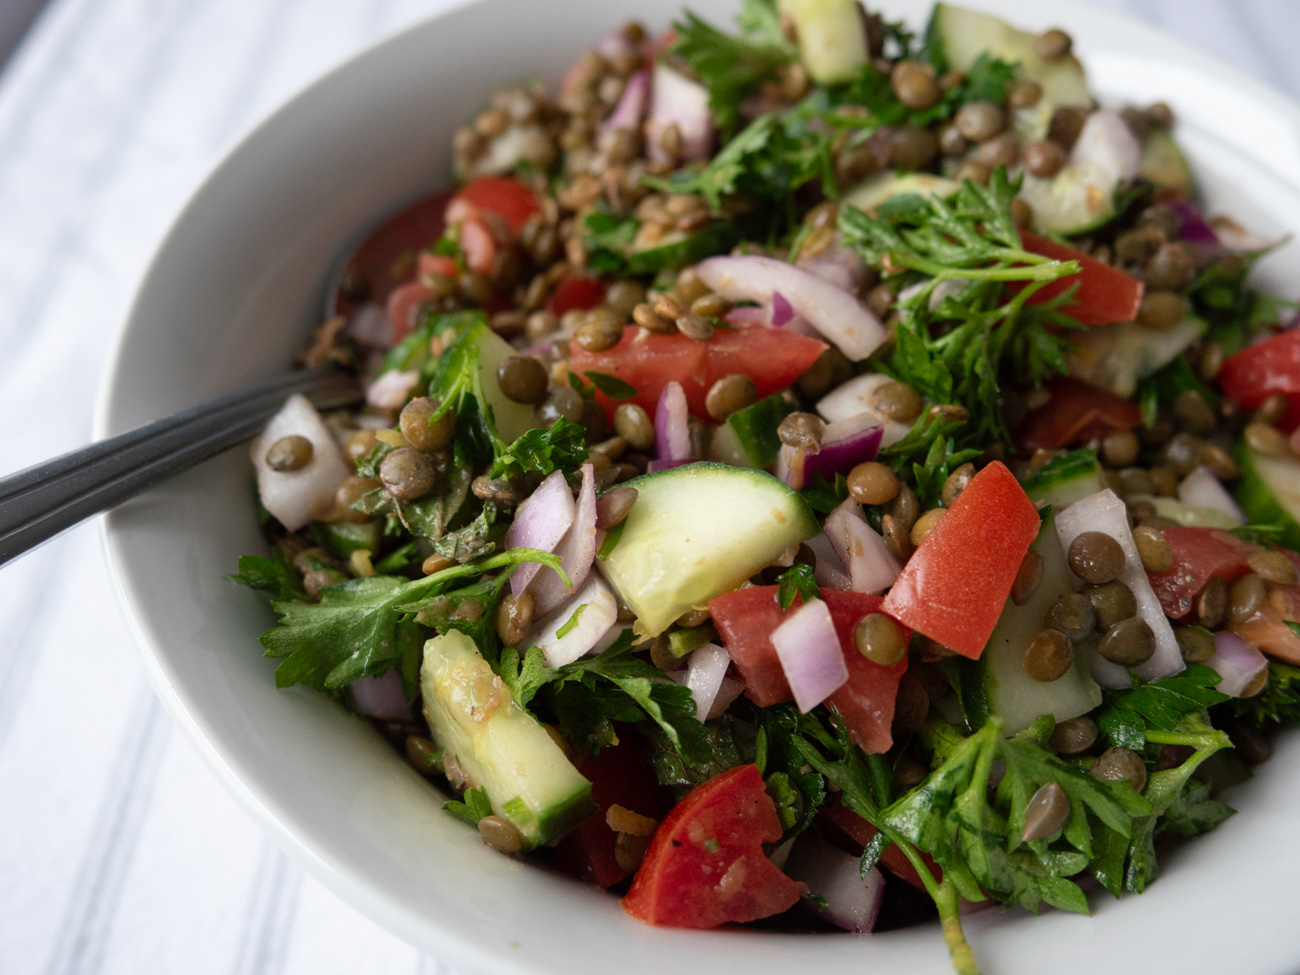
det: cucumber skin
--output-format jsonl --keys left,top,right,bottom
{"left": 1022, "top": 449, "right": 1105, "bottom": 510}
{"left": 1236, "top": 443, "right": 1300, "bottom": 551}
{"left": 726, "top": 394, "right": 793, "bottom": 468}
{"left": 626, "top": 223, "right": 738, "bottom": 275}
{"left": 602, "top": 463, "right": 820, "bottom": 637}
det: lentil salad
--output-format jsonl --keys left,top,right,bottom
{"left": 229, "top": 2, "right": 1300, "bottom": 972}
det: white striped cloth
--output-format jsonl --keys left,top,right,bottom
{"left": 0, "top": 1, "right": 1296, "bottom": 973}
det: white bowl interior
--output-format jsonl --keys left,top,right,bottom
{"left": 101, "top": 2, "right": 1300, "bottom": 974}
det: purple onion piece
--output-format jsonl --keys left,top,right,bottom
{"left": 770, "top": 291, "right": 795, "bottom": 327}
{"left": 1168, "top": 199, "right": 1220, "bottom": 245}
{"left": 682, "top": 643, "right": 731, "bottom": 720}
{"left": 600, "top": 68, "right": 649, "bottom": 134}
{"left": 785, "top": 833, "right": 886, "bottom": 934}
{"left": 806, "top": 533, "right": 853, "bottom": 591}
{"left": 1208, "top": 631, "right": 1268, "bottom": 698}
{"left": 654, "top": 380, "right": 691, "bottom": 461}
{"left": 824, "top": 498, "right": 901, "bottom": 595}
{"left": 771, "top": 598, "right": 849, "bottom": 712}
{"left": 796, "top": 237, "right": 869, "bottom": 294}
{"left": 801, "top": 415, "right": 883, "bottom": 484}
{"left": 348, "top": 669, "right": 413, "bottom": 721}
{"left": 528, "top": 463, "right": 598, "bottom": 617}
{"left": 695, "top": 254, "right": 886, "bottom": 361}
{"left": 505, "top": 470, "right": 577, "bottom": 597}
{"left": 645, "top": 64, "right": 713, "bottom": 165}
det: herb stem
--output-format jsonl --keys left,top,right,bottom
{"left": 894, "top": 252, "right": 1080, "bottom": 282}
{"left": 937, "top": 877, "right": 982, "bottom": 975}
{"left": 1144, "top": 729, "right": 1231, "bottom": 750}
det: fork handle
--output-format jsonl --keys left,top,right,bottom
{"left": 0, "top": 367, "right": 359, "bottom": 567}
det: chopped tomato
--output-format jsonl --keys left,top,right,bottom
{"left": 820, "top": 803, "right": 940, "bottom": 892}
{"left": 571, "top": 325, "right": 827, "bottom": 421}
{"left": 335, "top": 190, "right": 452, "bottom": 316}
{"left": 882, "top": 461, "right": 1040, "bottom": 659}
{"left": 1217, "top": 330, "right": 1300, "bottom": 412}
{"left": 386, "top": 281, "right": 437, "bottom": 342}
{"left": 445, "top": 176, "right": 540, "bottom": 236}
{"left": 458, "top": 216, "right": 499, "bottom": 276}
{"left": 1147, "top": 526, "right": 1256, "bottom": 619}
{"left": 1018, "top": 231, "right": 1145, "bottom": 326}
{"left": 622, "top": 765, "right": 802, "bottom": 928}
{"left": 417, "top": 252, "right": 457, "bottom": 279}
{"left": 708, "top": 587, "right": 911, "bottom": 754}
{"left": 1015, "top": 376, "right": 1144, "bottom": 450}
{"left": 548, "top": 276, "right": 607, "bottom": 316}
{"left": 552, "top": 730, "right": 673, "bottom": 889}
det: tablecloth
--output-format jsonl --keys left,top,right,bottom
{"left": 1, "top": 1, "right": 1296, "bottom": 973}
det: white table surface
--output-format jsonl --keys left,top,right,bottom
{"left": 1, "top": 1, "right": 1296, "bottom": 973}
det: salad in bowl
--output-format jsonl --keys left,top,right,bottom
{"left": 228, "top": 1, "right": 1300, "bottom": 971}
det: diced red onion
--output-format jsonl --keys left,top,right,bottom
{"left": 645, "top": 64, "right": 713, "bottom": 165}
{"left": 347, "top": 302, "right": 393, "bottom": 348}
{"left": 771, "top": 292, "right": 796, "bottom": 327}
{"left": 711, "top": 677, "right": 745, "bottom": 719}
{"left": 348, "top": 669, "right": 414, "bottom": 721}
{"left": 655, "top": 380, "right": 691, "bottom": 462}
{"left": 1207, "top": 631, "right": 1268, "bottom": 698}
{"left": 365, "top": 369, "right": 419, "bottom": 410}
{"left": 806, "top": 533, "right": 853, "bottom": 591}
{"left": 775, "top": 444, "right": 806, "bottom": 490}
{"left": 681, "top": 643, "right": 731, "bottom": 720}
{"left": 796, "top": 237, "right": 869, "bottom": 294}
{"left": 695, "top": 255, "right": 886, "bottom": 361}
{"left": 505, "top": 470, "right": 576, "bottom": 597}
{"left": 528, "top": 463, "right": 598, "bottom": 617}
{"left": 772, "top": 598, "right": 849, "bottom": 712}
{"left": 527, "top": 573, "right": 619, "bottom": 668}
{"left": 1070, "top": 109, "right": 1141, "bottom": 183}
{"left": 1055, "top": 489, "right": 1183, "bottom": 684}
{"left": 825, "top": 498, "right": 902, "bottom": 595}
{"left": 1178, "top": 466, "right": 1245, "bottom": 524}
{"left": 251, "top": 394, "right": 352, "bottom": 532}
{"left": 1168, "top": 200, "right": 1219, "bottom": 246}
{"left": 601, "top": 68, "right": 649, "bottom": 135}
{"left": 802, "top": 415, "right": 883, "bottom": 485}
{"left": 785, "top": 833, "right": 885, "bottom": 934}
{"left": 816, "top": 373, "right": 911, "bottom": 448}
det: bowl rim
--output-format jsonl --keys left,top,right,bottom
{"left": 96, "top": 1, "right": 1300, "bottom": 973}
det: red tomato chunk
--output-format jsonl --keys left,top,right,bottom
{"left": 882, "top": 461, "right": 1039, "bottom": 659}
{"left": 622, "top": 765, "right": 802, "bottom": 928}
{"left": 1016, "top": 376, "right": 1143, "bottom": 450}
{"left": 571, "top": 325, "right": 827, "bottom": 422}
{"left": 1019, "top": 231, "right": 1145, "bottom": 326}
{"left": 708, "top": 587, "right": 911, "bottom": 755}
{"left": 1147, "top": 526, "right": 1255, "bottom": 619}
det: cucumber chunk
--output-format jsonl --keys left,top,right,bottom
{"left": 1236, "top": 443, "right": 1300, "bottom": 550}
{"left": 963, "top": 510, "right": 1102, "bottom": 735}
{"left": 471, "top": 321, "right": 535, "bottom": 444}
{"left": 420, "top": 630, "right": 594, "bottom": 849}
{"left": 598, "top": 462, "right": 820, "bottom": 636}
{"left": 1018, "top": 160, "right": 1116, "bottom": 236}
{"left": 1067, "top": 315, "right": 1207, "bottom": 396}
{"left": 626, "top": 223, "right": 738, "bottom": 274}
{"left": 845, "top": 171, "right": 959, "bottom": 212}
{"left": 1022, "top": 449, "right": 1105, "bottom": 511}
{"left": 311, "top": 518, "right": 383, "bottom": 560}
{"left": 725, "top": 394, "right": 793, "bottom": 468}
{"left": 926, "top": 3, "right": 1091, "bottom": 113}
{"left": 778, "top": 0, "right": 869, "bottom": 84}
{"left": 1139, "top": 128, "right": 1194, "bottom": 196}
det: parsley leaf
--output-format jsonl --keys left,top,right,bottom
{"left": 488, "top": 419, "right": 588, "bottom": 483}
{"left": 227, "top": 549, "right": 306, "bottom": 601}
{"left": 1230, "top": 660, "right": 1300, "bottom": 728}
{"left": 257, "top": 548, "right": 566, "bottom": 697}
{"left": 670, "top": 3, "right": 794, "bottom": 135}
{"left": 582, "top": 371, "right": 639, "bottom": 400}
{"left": 878, "top": 410, "right": 980, "bottom": 509}
{"left": 443, "top": 786, "right": 493, "bottom": 826}
{"left": 776, "top": 563, "right": 819, "bottom": 609}
{"left": 1096, "top": 664, "right": 1230, "bottom": 749}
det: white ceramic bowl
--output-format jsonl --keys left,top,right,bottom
{"left": 101, "top": 2, "right": 1300, "bottom": 973}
